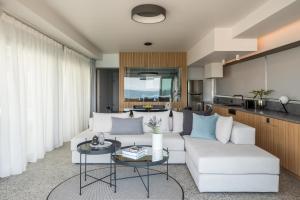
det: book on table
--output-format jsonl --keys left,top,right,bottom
{"left": 122, "top": 146, "right": 147, "bottom": 160}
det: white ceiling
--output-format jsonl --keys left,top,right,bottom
{"left": 43, "top": 0, "right": 267, "bottom": 53}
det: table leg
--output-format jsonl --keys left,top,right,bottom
{"left": 110, "top": 153, "right": 112, "bottom": 187}
{"left": 84, "top": 154, "right": 87, "bottom": 181}
{"left": 167, "top": 159, "right": 169, "bottom": 180}
{"left": 147, "top": 163, "right": 150, "bottom": 198}
{"left": 114, "top": 160, "right": 117, "bottom": 193}
{"left": 79, "top": 153, "right": 82, "bottom": 195}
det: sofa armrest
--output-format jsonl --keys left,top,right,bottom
{"left": 230, "top": 121, "right": 255, "bottom": 144}
{"left": 89, "top": 118, "right": 93, "bottom": 130}
{"left": 70, "top": 129, "right": 95, "bottom": 151}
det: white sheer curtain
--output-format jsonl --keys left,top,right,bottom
{"left": 61, "top": 48, "right": 91, "bottom": 141}
{"left": 0, "top": 13, "right": 91, "bottom": 177}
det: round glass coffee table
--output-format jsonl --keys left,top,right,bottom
{"left": 77, "top": 139, "right": 121, "bottom": 195}
{"left": 112, "top": 145, "right": 169, "bottom": 198}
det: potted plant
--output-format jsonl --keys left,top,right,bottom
{"left": 250, "top": 89, "right": 274, "bottom": 109}
{"left": 145, "top": 116, "right": 163, "bottom": 161}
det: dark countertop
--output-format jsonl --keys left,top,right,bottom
{"left": 214, "top": 104, "right": 300, "bottom": 124}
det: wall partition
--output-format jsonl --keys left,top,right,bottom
{"left": 119, "top": 52, "right": 187, "bottom": 111}
{"left": 0, "top": 13, "right": 91, "bottom": 177}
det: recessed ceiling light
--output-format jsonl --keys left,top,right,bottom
{"left": 132, "top": 4, "right": 166, "bottom": 24}
{"left": 144, "top": 42, "right": 152, "bottom": 46}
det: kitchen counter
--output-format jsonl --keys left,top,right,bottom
{"left": 214, "top": 104, "right": 300, "bottom": 124}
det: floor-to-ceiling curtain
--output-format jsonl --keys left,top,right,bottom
{"left": 0, "top": 13, "right": 91, "bottom": 177}
{"left": 90, "top": 59, "right": 97, "bottom": 116}
{"left": 61, "top": 48, "right": 91, "bottom": 141}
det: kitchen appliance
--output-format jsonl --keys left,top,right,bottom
{"left": 244, "top": 99, "right": 256, "bottom": 109}
{"left": 188, "top": 80, "right": 203, "bottom": 111}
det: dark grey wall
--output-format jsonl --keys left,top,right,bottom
{"left": 216, "top": 46, "right": 300, "bottom": 100}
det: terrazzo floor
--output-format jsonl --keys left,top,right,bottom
{"left": 0, "top": 143, "right": 300, "bottom": 200}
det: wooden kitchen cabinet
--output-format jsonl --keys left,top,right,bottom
{"left": 213, "top": 105, "right": 300, "bottom": 178}
{"left": 213, "top": 105, "right": 229, "bottom": 116}
{"left": 285, "top": 122, "right": 300, "bottom": 175}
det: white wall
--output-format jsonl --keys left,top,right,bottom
{"left": 188, "top": 66, "right": 204, "bottom": 80}
{"left": 216, "top": 46, "right": 300, "bottom": 100}
{"left": 96, "top": 53, "right": 119, "bottom": 68}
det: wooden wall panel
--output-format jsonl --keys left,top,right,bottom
{"left": 119, "top": 52, "right": 187, "bottom": 111}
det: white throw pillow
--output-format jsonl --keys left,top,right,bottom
{"left": 215, "top": 114, "right": 233, "bottom": 144}
{"left": 172, "top": 111, "right": 183, "bottom": 132}
{"left": 93, "top": 112, "right": 129, "bottom": 132}
{"left": 133, "top": 111, "right": 169, "bottom": 133}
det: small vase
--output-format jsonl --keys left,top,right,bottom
{"left": 256, "top": 99, "right": 266, "bottom": 110}
{"left": 152, "top": 133, "right": 163, "bottom": 161}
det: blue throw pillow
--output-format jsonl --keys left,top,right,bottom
{"left": 190, "top": 114, "right": 218, "bottom": 140}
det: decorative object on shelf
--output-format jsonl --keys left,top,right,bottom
{"left": 145, "top": 116, "right": 163, "bottom": 161}
{"left": 279, "top": 96, "right": 289, "bottom": 113}
{"left": 250, "top": 89, "right": 274, "bottom": 110}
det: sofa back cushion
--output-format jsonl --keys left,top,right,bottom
{"left": 172, "top": 111, "right": 183, "bottom": 132}
{"left": 230, "top": 121, "right": 255, "bottom": 144}
{"left": 93, "top": 112, "right": 129, "bottom": 132}
{"left": 191, "top": 114, "right": 218, "bottom": 140}
{"left": 215, "top": 115, "right": 233, "bottom": 144}
{"left": 182, "top": 109, "right": 193, "bottom": 135}
{"left": 111, "top": 117, "right": 143, "bottom": 135}
{"left": 133, "top": 111, "right": 169, "bottom": 133}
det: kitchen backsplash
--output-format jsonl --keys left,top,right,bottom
{"left": 214, "top": 96, "right": 300, "bottom": 116}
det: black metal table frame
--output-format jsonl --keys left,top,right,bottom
{"left": 112, "top": 146, "right": 169, "bottom": 198}
{"left": 78, "top": 139, "right": 120, "bottom": 195}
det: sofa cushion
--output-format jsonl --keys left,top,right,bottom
{"left": 231, "top": 121, "right": 255, "bottom": 144}
{"left": 133, "top": 111, "right": 169, "bottom": 133}
{"left": 71, "top": 131, "right": 185, "bottom": 151}
{"left": 190, "top": 114, "right": 218, "bottom": 140}
{"left": 215, "top": 115, "right": 233, "bottom": 144}
{"left": 111, "top": 117, "right": 143, "bottom": 135}
{"left": 93, "top": 112, "right": 129, "bottom": 132}
{"left": 172, "top": 111, "right": 183, "bottom": 132}
{"left": 184, "top": 136, "right": 280, "bottom": 175}
{"left": 182, "top": 109, "right": 193, "bottom": 135}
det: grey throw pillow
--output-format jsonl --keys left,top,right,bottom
{"left": 111, "top": 117, "right": 143, "bottom": 135}
{"left": 181, "top": 109, "right": 193, "bottom": 136}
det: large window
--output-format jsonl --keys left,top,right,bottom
{"left": 124, "top": 67, "right": 181, "bottom": 102}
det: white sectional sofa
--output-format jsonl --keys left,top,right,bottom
{"left": 70, "top": 111, "right": 280, "bottom": 192}
{"left": 71, "top": 111, "right": 186, "bottom": 164}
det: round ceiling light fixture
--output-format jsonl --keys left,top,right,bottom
{"left": 131, "top": 4, "right": 166, "bottom": 24}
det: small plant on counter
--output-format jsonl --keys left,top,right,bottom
{"left": 250, "top": 89, "right": 274, "bottom": 99}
